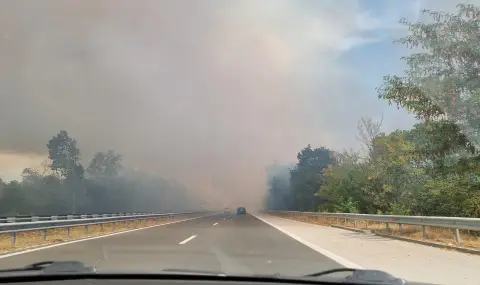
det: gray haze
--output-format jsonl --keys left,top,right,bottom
{"left": 0, "top": 0, "right": 461, "bottom": 209}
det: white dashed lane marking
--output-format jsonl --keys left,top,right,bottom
{"left": 178, "top": 235, "right": 197, "bottom": 245}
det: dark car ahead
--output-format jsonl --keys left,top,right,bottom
{"left": 236, "top": 207, "right": 246, "bottom": 215}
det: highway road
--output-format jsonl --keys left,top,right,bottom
{"left": 0, "top": 213, "right": 342, "bottom": 276}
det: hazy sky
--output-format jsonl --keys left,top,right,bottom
{"left": 0, "top": 0, "right": 475, "bottom": 207}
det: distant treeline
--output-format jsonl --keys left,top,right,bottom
{"left": 0, "top": 130, "right": 200, "bottom": 216}
{"left": 264, "top": 4, "right": 480, "bottom": 218}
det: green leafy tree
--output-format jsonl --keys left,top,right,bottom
{"left": 320, "top": 151, "right": 369, "bottom": 213}
{"left": 377, "top": 4, "right": 480, "bottom": 150}
{"left": 289, "top": 145, "right": 337, "bottom": 211}
{"left": 375, "top": 4, "right": 480, "bottom": 217}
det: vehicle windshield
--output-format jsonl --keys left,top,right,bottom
{"left": 0, "top": 1, "right": 479, "bottom": 285}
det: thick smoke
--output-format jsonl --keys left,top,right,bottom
{"left": 0, "top": 0, "right": 439, "bottom": 209}
{"left": 264, "top": 162, "right": 294, "bottom": 210}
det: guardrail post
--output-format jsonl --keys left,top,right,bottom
{"left": 455, "top": 229, "right": 462, "bottom": 244}
{"left": 112, "top": 222, "right": 116, "bottom": 230}
{"left": 386, "top": 223, "right": 391, "bottom": 233}
{"left": 398, "top": 224, "right": 403, "bottom": 233}
{"left": 11, "top": 232, "right": 16, "bottom": 246}
{"left": 100, "top": 223, "right": 104, "bottom": 232}
{"left": 67, "top": 227, "right": 70, "bottom": 238}
{"left": 84, "top": 225, "right": 88, "bottom": 234}
{"left": 42, "top": 229, "right": 47, "bottom": 240}
{"left": 422, "top": 225, "right": 428, "bottom": 239}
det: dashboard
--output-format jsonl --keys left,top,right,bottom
{"left": 0, "top": 276, "right": 436, "bottom": 285}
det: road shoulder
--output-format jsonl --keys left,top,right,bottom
{"left": 253, "top": 213, "right": 480, "bottom": 285}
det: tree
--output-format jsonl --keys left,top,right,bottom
{"left": 0, "top": 181, "right": 27, "bottom": 215}
{"left": 0, "top": 177, "right": 5, "bottom": 193}
{"left": 374, "top": 4, "right": 480, "bottom": 217}
{"left": 289, "top": 145, "right": 337, "bottom": 211}
{"left": 367, "top": 130, "right": 426, "bottom": 214}
{"left": 46, "top": 130, "right": 85, "bottom": 213}
{"left": 320, "top": 151, "right": 369, "bottom": 213}
{"left": 356, "top": 115, "right": 384, "bottom": 160}
{"left": 85, "top": 150, "right": 124, "bottom": 213}
{"left": 377, "top": 4, "right": 480, "bottom": 150}
{"left": 87, "top": 150, "right": 123, "bottom": 178}
{"left": 47, "top": 130, "right": 82, "bottom": 178}
{"left": 21, "top": 168, "right": 43, "bottom": 186}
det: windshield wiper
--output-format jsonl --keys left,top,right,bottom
{"left": 306, "top": 268, "right": 407, "bottom": 284}
{"left": 0, "top": 261, "right": 96, "bottom": 275}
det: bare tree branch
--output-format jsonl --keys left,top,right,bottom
{"left": 356, "top": 114, "right": 384, "bottom": 160}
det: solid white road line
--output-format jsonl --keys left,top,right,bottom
{"left": 251, "top": 213, "right": 363, "bottom": 269}
{"left": 178, "top": 235, "right": 197, "bottom": 245}
{"left": 213, "top": 222, "right": 218, "bottom": 226}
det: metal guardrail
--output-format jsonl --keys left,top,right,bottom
{"left": 268, "top": 210, "right": 480, "bottom": 244}
{"left": 0, "top": 212, "right": 210, "bottom": 246}
{"left": 0, "top": 213, "right": 154, "bottom": 223}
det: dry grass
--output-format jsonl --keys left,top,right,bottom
{"left": 0, "top": 215, "right": 183, "bottom": 254}
{"left": 277, "top": 214, "right": 480, "bottom": 250}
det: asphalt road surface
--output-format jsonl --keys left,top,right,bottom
{"left": 0, "top": 214, "right": 342, "bottom": 276}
